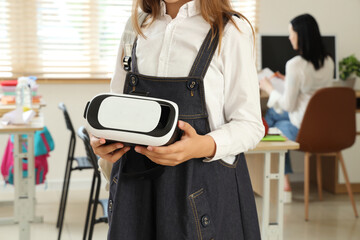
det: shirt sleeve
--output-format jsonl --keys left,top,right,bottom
{"left": 267, "top": 59, "right": 301, "bottom": 112}
{"left": 205, "top": 18, "right": 265, "bottom": 163}
{"left": 110, "top": 40, "right": 127, "bottom": 93}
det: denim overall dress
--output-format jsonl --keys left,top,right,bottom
{"left": 107, "top": 24, "right": 261, "bottom": 240}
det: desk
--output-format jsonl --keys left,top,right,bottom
{"left": 246, "top": 140, "right": 299, "bottom": 240}
{"left": 0, "top": 101, "right": 46, "bottom": 116}
{"left": 0, "top": 116, "right": 44, "bottom": 240}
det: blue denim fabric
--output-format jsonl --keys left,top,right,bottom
{"left": 107, "top": 23, "right": 261, "bottom": 240}
{"left": 265, "top": 108, "right": 299, "bottom": 174}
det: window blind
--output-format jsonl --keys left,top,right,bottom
{"left": 0, "top": 0, "right": 257, "bottom": 79}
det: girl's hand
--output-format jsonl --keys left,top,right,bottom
{"left": 134, "top": 121, "right": 216, "bottom": 166}
{"left": 90, "top": 134, "right": 130, "bottom": 163}
{"left": 259, "top": 76, "right": 274, "bottom": 95}
{"left": 275, "top": 71, "right": 285, "bottom": 80}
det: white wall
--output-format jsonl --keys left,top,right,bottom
{"left": 259, "top": 0, "right": 360, "bottom": 183}
{"left": 259, "top": 0, "right": 360, "bottom": 59}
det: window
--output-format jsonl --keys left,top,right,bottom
{"left": 0, "top": 0, "right": 257, "bottom": 79}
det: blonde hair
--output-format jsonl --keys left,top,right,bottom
{"left": 132, "top": 0, "right": 255, "bottom": 48}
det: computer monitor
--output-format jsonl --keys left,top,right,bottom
{"left": 260, "top": 35, "right": 336, "bottom": 79}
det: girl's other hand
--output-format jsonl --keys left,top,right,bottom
{"left": 134, "top": 120, "right": 216, "bottom": 166}
{"left": 90, "top": 134, "right": 130, "bottom": 163}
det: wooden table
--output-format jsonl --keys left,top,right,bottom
{"left": 0, "top": 116, "right": 44, "bottom": 240}
{"left": 246, "top": 140, "right": 300, "bottom": 240}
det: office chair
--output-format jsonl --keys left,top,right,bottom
{"left": 77, "top": 126, "right": 108, "bottom": 240}
{"left": 57, "top": 103, "right": 93, "bottom": 240}
{"left": 296, "top": 87, "right": 358, "bottom": 221}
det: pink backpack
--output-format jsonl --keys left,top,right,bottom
{"left": 1, "top": 130, "right": 52, "bottom": 185}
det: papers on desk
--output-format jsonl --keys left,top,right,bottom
{"left": 1, "top": 108, "right": 36, "bottom": 125}
{"left": 258, "top": 68, "right": 285, "bottom": 94}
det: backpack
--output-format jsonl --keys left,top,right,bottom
{"left": 1, "top": 126, "right": 54, "bottom": 185}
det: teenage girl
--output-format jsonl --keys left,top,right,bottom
{"left": 260, "top": 13, "right": 334, "bottom": 201}
{"left": 91, "top": 0, "right": 264, "bottom": 239}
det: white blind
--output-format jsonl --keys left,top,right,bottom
{"left": 0, "top": 0, "right": 257, "bottom": 79}
{"left": 231, "top": 0, "right": 257, "bottom": 30}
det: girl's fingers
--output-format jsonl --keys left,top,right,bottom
{"left": 90, "top": 135, "right": 106, "bottom": 148}
{"left": 94, "top": 142, "right": 124, "bottom": 156}
{"left": 135, "top": 146, "right": 186, "bottom": 165}
{"left": 146, "top": 141, "right": 183, "bottom": 154}
{"left": 178, "top": 120, "right": 196, "bottom": 136}
{"left": 108, "top": 147, "right": 131, "bottom": 163}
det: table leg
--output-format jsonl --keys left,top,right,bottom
{"left": 13, "top": 134, "right": 31, "bottom": 240}
{"left": 13, "top": 134, "right": 20, "bottom": 224}
{"left": 277, "top": 151, "right": 285, "bottom": 240}
{"left": 261, "top": 152, "right": 271, "bottom": 239}
{"left": 261, "top": 151, "right": 285, "bottom": 240}
{"left": 27, "top": 134, "right": 36, "bottom": 222}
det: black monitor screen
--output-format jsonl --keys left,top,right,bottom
{"left": 260, "top": 35, "right": 336, "bottom": 78}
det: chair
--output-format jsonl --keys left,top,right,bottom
{"left": 296, "top": 87, "right": 359, "bottom": 221}
{"left": 77, "top": 126, "right": 108, "bottom": 240}
{"left": 57, "top": 103, "right": 93, "bottom": 240}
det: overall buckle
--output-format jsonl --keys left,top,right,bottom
{"left": 123, "top": 56, "right": 131, "bottom": 71}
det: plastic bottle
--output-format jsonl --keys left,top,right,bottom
{"left": 16, "top": 77, "right": 32, "bottom": 111}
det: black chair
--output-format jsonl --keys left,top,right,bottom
{"left": 77, "top": 126, "right": 108, "bottom": 240}
{"left": 57, "top": 103, "right": 93, "bottom": 240}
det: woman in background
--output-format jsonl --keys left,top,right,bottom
{"left": 260, "top": 13, "right": 334, "bottom": 202}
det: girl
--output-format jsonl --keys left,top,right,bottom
{"left": 91, "top": 0, "right": 264, "bottom": 239}
{"left": 260, "top": 13, "right": 334, "bottom": 202}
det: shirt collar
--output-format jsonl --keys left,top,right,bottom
{"left": 160, "top": 0, "right": 200, "bottom": 18}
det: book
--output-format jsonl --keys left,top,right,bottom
{"left": 261, "top": 135, "right": 287, "bottom": 142}
{"left": 258, "top": 68, "right": 285, "bottom": 94}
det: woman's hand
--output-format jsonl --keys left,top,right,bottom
{"left": 134, "top": 120, "right": 216, "bottom": 166}
{"left": 90, "top": 134, "right": 130, "bottom": 163}
{"left": 259, "top": 76, "right": 274, "bottom": 95}
{"left": 275, "top": 71, "right": 285, "bottom": 80}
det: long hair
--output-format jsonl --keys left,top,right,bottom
{"left": 132, "top": 0, "right": 254, "bottom": 49}
{"left": 290, "top": 14, "right": 328, "bottom": 70}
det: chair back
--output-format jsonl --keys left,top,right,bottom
{"left": 77, "top": 126, "right": 99, "bottom": 173}
{"left": 296, "top": 87, "right": 356, "bottom": 153}
{"left": 58, "top": 102, "right": 75, "bottom": 135}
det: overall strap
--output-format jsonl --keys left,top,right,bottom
{"left": 131, "top": 39, "right": 140, "bottom": 74}
{"left": 189, "top": 15, "right": 235, "bottom": 78}
{"left": 122, "top": 12, "right": 149, "bottom": 72}
{"left": 188, "top": 28, "right": 220, "bottom": 79}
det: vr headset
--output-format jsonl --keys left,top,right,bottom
{"left": 83, "top": 93, "right": 181, "bottom": 146}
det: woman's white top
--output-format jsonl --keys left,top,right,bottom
{"left": 110, "top": 0, "right": 264, "bottom": 164}
{"left": 267, "top": 55, "right": 334, "bottom": 128}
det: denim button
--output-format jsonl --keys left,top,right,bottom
{"left": 109, "top": 200, "right": 113, "bottom": 212}
{"left": 201, "top": 214, "right": 210, "bottom": 227}
{"left": 129, "top": 75, "right": 138, "bottom": 86}
{"left": 186, "top": 80, "right": 198, "bottom": 90}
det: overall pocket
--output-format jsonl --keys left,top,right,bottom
{"left": 188, "top": 188, "right": 215, "bottom": 240}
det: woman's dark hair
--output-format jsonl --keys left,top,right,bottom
{"left": 290, "top": 14, "right": 328, "bottom": 70}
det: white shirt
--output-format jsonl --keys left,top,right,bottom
{"left": 267, "top": 55, "right": 334, "bottom": 128}
{"left": 110, "top": 0, "right": 264, "bottom": 164}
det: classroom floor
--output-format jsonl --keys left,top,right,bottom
{"left": 0, "top": 183, "right": 359, "bottom": 240}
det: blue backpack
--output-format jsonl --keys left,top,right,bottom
{"left": 1, "top": 126, "right": 54, "bottom": 185}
